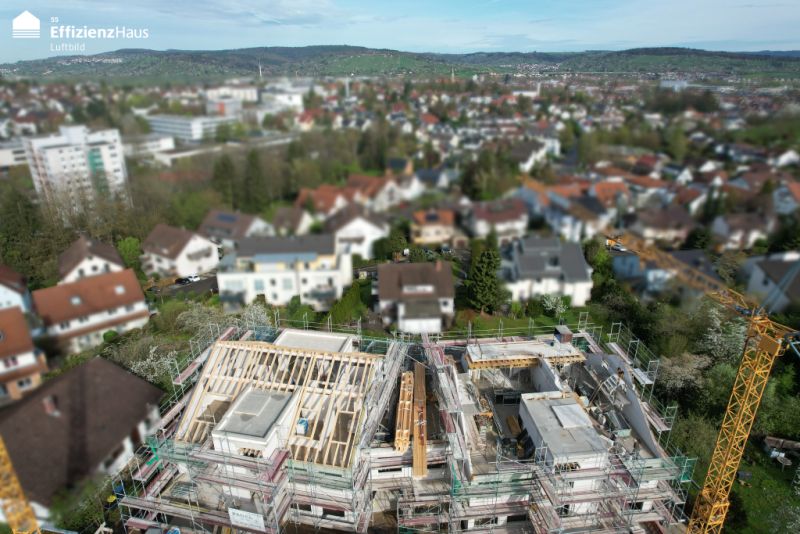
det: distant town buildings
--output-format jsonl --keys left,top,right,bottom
{"left": 145, "top": 114, "right": 238, "bottom": 143}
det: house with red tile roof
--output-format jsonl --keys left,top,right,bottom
{"left": 0, "top": 307, "right": 46, "bottom": 403}
{"left": 33, "top": 269, "right": 149, "bottom": 354}
{"left": 0, "top": 264, "right": 31, "bottom": 314}
{"left": 295, "top": 184, "right": 361, "bottom": 218}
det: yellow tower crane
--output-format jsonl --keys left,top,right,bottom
{"left": 606, "top": 233, "right": 799, "bottom": 534}
{"left": 0, "top": 434, "right": 40, "bottom": 534}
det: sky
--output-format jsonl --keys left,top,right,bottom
{"left": 1, "top": 0, "right": 799, "bottom": 63}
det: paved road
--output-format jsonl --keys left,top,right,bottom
{"left": 164, "top": 276, "right": 218, "bottom": 297}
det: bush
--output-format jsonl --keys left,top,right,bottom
{"left": 525, "top": 298, "right": 543, "bottom": 318}
{"left": 102, "top": 330, "right": 119, "bottom": 343}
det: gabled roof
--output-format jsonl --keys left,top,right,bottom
{"left": 0, "top": 358, "right": 162, "bottom": 506}
{"left": 295, "top": 184, "right": 357, "bottom": 214}
{"left": 197, "top": 210, "right": 259, "bottom": 241}
{"left": 237, "top": 234, "right": 336, "bottom": 258}
{"left": 0, "top": 307, "right": 34, "bottom": 359}
{"left": 758, "top": 259, "right": 800, "bottom": 301}
{"left": 472, "top": 198, "right": 527, "bottom": 223}
{"left": 32, "top": 269, "right": 145, "bottom": 325}
{"left": 515, "top": 237, "right": 591, "bottom": 283}
{"left": 324, "top": 204, "right": 387, "bottom": 233}
{"left": 58, "top": 236, "right": 123, "bottom": 279}
{"left": 346, "top": 174, "right": 395, "bottom": 198}
{"left": 412, "top": 209, "right": 455, "bottom": 227}
{"left": 272, "top": 206, "right": 310, "bottom": 234}
{"left": 0, "top": 264, "right": 26, "bottom": 295}
{"left": 377, "top": 262, "right": 455, "bottom": 301}
{"left": 591, "top": 180, "right": 630, "bottom": 208}
{"left": 142, "top": 224, "right": 196, "bottom": 259}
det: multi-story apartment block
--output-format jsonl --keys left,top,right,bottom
{"left": 0, "top": 139, "right": 27, "bottom": 169}
{"left": 23, "top": 126, "right": 128, "bottom": 209}
{"left": 145, "top": 114, "right": 238, "bottom": 143}
{"left": 216, "top": 235, "right": 352, "bottom": 311}
{"left": 32, "top": 269, "right": 149, "bottom": 354}
{"left": 0, "top": 307, "right": 47, "bottom": 403}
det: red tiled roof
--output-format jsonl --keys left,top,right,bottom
{"left": 0, "top": 265, "right": 26, "bottom": 295}
{"left": 32, "top": 269, "right": 145, "bottom": 326}
{"left": 412, "top": 209, "right": 455, "bottom": 226}
{"left": 591, "top": 181, "right": 631, "bottom": 208}
{"left": 0, "top": 307, "right": 33, "bottom": 359}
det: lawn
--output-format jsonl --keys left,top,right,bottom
{"left": 450, "top": 307, "right": 592, "bottom": 337}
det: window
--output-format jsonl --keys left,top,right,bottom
{"left": 17, "top": 377, "right": 33, "bottom": 390}
{"left": 125, "top": 305, "right": 134, "bottom": 312}
{"left": 270, "top": 279, "right": 276, "bottom": 286}
{"left": 4, "top": 356, "right": 18, "bottom": 368}
{"left": 59, "top": 321, "right": 70, "bottom": 330}
{"left": 78, "top": 316, "right": 89, "bottom": 324}
{"left": 283, "top": 278, "right": 293, "bottom": 290}
{"left": 108, "top": 308, "right": 117, "bottom": 316}
{"left": 272, "top": 293, "right": 278, "bottom": 301}
{"left": 70, "top": 296, "right": 82, "bottom": 305}
{"left": 254, "top": 279, "right": 265, "bottom": 292}
{"left": 114, "top": 285, "right": 125, "bottom": 295}
{"left": 92, "top": 265, "right": 98, "bottom": 272}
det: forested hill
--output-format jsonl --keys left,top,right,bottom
{"left": 2, "top": 45, "right": 800, "bottom": 81}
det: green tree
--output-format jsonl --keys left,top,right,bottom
{"left": 682, "top": 227, "right": 711, "bottom": 250}
{"left": 328, "top": 283, "right": 365, "bottom": 325}
{"left": 116, "top": 236, "right": 142, "bottom": 270}
{"left": 467, "top": 246, "right": 506, "bottom": 313}
{"left": 409, "top": 246, "right": 427, "bottom": 263}
{"left": 242, "top": 149, "right": 268, "bottom": 211}
{"left": 211, "top": 154, "right": 237, "bottom": 207}
{"left": 387, "top": 227, "right": 408, "bottom": 259}
{"left": 667, "top": 124, "right": 688, "bottom": 163}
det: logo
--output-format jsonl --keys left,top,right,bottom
{"left": 12, "top": 10, "right": 40, "bottom": 39}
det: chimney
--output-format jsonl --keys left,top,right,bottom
{"left": 435, "top": 260, "right": 442, "bottom": 272}
{"left": 42, "top": 395, "right": 60, "bottom": 417}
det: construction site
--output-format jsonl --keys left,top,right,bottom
{"left": 111, "top": 314, "right": 696, "bottom": 534}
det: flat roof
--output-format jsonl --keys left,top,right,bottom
{"left": 520, "top": 394, "right": 608, "bottom": 459}
{"left": 466, "top": 336, "right": 583, "bottom": 363}
{"left": 215, "top": 389, "right": 293, "bottom": 439}
{"left": 274, "top": 328, "right": 353, "bottom": 353}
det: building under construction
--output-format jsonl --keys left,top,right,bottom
{"left": 115, "top": 317, "right": 695, "bottom": 534}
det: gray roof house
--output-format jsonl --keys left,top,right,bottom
{"left": 502, "top": 236, "right": 594, "bottom": 306}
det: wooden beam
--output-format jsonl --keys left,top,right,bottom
{"left": 394, "top": 371, "right": 414, "bottom": 453}
{"left": 412, "top": 362, "right": 427, "bottom": 478}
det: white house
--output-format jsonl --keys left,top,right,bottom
{"left": 216, "top": 235, "right": 352, "bottom": 311}
{"left": 0, "top": 265, "right": 31, "bottom": 313}
{"left": 469, "top": 198, "right": 529, "bottom": 244}
{"left": 324, "top": 205, "right": 389, "bottom": 260}
{"left": 58, "top": 235, "right": 124, "bottom": 285}
{"left": 502, "top": 236, "right": 594, "bottom": 306}
{"left": 141, "top": 224, "right": 219, "bottom": 278}
{"left": 32, "top": 269, "right": 149, "bottom": 354}
{"left": 711, "top": 213, "right": 774, "bottom": 251}
{"left": 376, "top": 262, "right": 455, "bottom": 334}
{"left": 272, "top": 206, "right": 314, "bottom": 236}
{"left": 346, "top": 175, "right": 403, "bottom": 212}
{"left": 122, "top": 133, "right": 175, "bottom": 159}
{"left": 511, "top": 140, "right": 548, "bottom": 173}
{"left": 197, "top": 209, "right": 274, "bottom": 251}
{"left": 743, "top": 251, "right": 800, "bottom": 313}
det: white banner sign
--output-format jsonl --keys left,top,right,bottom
{"left": 228, "top": 508, "right": 266, "bottom": 532}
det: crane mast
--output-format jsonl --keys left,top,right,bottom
{"left": 0, "top": 434, "right": 40, "bottom": 534}
{"left": 606, "top": 233, "right": 797, "bottom": 533}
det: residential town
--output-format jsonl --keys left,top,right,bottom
{"left": 1, "top": 51, "right": 799, "bottom": 534}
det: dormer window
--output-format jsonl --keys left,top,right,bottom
{"left": 114, "top": 285, "right": 125, "bottom": 295}
{"left": 70, "top": 296, "right": 82, "bottom": 305}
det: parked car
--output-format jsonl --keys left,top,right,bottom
{"left": 186, "top": 274, "right": 201, "bottom": 282}
{"left": 175, "top": 277, "right": 192, "bottom": 286}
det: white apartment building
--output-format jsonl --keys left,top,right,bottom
{"left": 0, "top": 139, "right": 27, "bottom": 168}
{"left": 32, "top": 269, "right": 149, "bottom": 354}
{"left": 141, "top": 224, "right": 219, "bottom": 279}
{"left": 216, "top": 235, "right": 352, "bottom": 311}
{"left": 145, "top": 114, "right": 238, "bottom": 143}
{"left": 122, "top": 133, "right": 176, "bottom": 158}
{"left": 23, "top": 126, "right": 128, "bottom": 209}
{"left": 205, "top": 85, "right": 260, "bottom": 103}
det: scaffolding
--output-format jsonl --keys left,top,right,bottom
{"left": 116, "top": 321, "right": 405, "bottom": 534}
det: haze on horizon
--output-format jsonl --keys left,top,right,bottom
{"left": 2, "top": 0, "right": 799, "bottom": 64}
